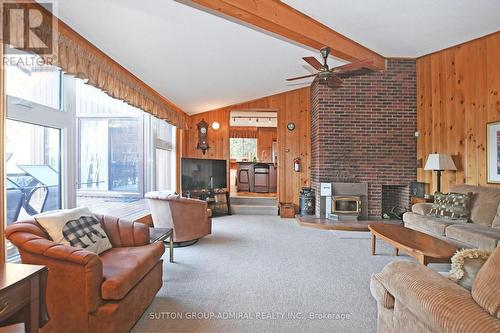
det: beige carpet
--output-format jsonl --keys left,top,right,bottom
{"left": 132, "top": 215, "right": 449, "bottom": 333}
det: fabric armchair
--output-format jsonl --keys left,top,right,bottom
{"left": 6, "top": 214, "right": 164, "bottom": 333}
{"left": 145, "top": 191, "right": 212, "bottom": 243}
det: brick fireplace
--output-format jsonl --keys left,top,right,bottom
{"left": 311, "top": 59, "right": 417, "bottom": 217}
{"left": 382, "top": 185, "right": 411, "bottom": 216}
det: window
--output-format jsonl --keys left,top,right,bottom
{"left": 230, "top": 138, "right": 258, "bottom": 160}
{"left": 6, "top": 120, "right": 61, "bottom": 221}
{"left": 4, "top": 55, "right": 178, "bottom": 261}
{"left": 75, "top": 79, "right": 177, "bottom": 212}
{"left": 108, "top": 118, "right": 141, "bottom": 192}
{"left": 78, "top": 118, "right": 142, "bottom": 193}
{"left": 79, "top": 119, "right": 108, "bottom": 191}
{"left": 4, "top": 55, "right": 67, "bottom": 262}
{"left": 5, "top": 53, "right": 62, "bottom": 109}
{"left": 76, "top": 79, "right": 144, "bottom": 200}
{"left": 151, "top": 117, "right": 176, "bottom": 192}
{"left": 6, "top": 121, "right": 62, "bottom": 263}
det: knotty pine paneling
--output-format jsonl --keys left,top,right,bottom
{"left": 417, "top": 32, "right": 500, "bottom": 193}
{"left": 182, "top": 87, "right": 311, "bottom": 207}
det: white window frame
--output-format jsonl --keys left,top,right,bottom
{"left": 7, "top": 73, "right": 178, "bottom": 210}
{"left": 6, "top": 74, "right": 77, "bottom": 209}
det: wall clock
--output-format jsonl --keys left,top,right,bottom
{"left": 287, "top": 122, "right": 296, "bottom": 131}
{"left": 196, "top": 119, "right": 209, "bottom": 154}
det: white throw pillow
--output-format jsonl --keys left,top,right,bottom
{"left": 35, "top": 207, "right": 112, "bottom": 254}
{"left": 448, "top": 248, "right": 492, "bottom": 290}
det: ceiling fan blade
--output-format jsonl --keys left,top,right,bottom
{"left": 286, "top": 73, "right": 317, "bottom": 81}
{"left": 302, "top": 56, "right": 323, "bottom": 70}
{"left": 331, "top": 59, "right": 374, "bottom": 73}
{"left": 327, "top": 75, "right": 343, "bottom": 88}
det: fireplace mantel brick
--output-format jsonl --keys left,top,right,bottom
{"left": 310, "top": 59, "right": 417, "bottom": 217}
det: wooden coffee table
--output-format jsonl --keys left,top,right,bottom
{"left": 368, "top": 224, "right": 459, "bottom": 266}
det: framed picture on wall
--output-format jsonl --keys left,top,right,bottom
{"left": 487, "top": 121, "right": 500, "bottom": 183}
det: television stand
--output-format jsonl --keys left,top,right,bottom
{"left": 184, "top": 189, "right": 232, "bottom": 217}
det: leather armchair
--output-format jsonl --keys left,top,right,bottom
{"left": 145, "top": 191, "right": 212, "bottom": 243}
{"left": 6, "top": 214, "right": 165, "bottom": 333}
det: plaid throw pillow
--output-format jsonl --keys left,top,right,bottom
{"left": 429, "top": 192, "right": 472, "bottom": 221}
{"left": 35, "top": 207, "right": 112, "bottom": 254}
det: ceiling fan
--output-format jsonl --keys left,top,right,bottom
{"left": 286, "top": 46, "right": 374, "bottom": 88}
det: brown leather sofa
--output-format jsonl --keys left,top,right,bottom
{"left": 145, "top": 191, "right": 212, "bottom": 244}
{"left": 6, "top": 215, "right": 165, "bottom": 333}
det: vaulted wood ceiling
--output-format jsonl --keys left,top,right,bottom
{"left": 48, "top": 0, "right": 500, "bottom": 114}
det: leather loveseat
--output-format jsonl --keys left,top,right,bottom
{"left": 6, "top": 214, "right": 164, "bottom": 332}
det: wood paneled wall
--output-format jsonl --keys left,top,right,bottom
{"left": 257, "top": 127, "right": 277, "bottom": 162}
{"left": 417, "top": 32, "right": 500, "bottom": 193}
{"left": 182, "top": 87, "right": 311, "bottom": 207}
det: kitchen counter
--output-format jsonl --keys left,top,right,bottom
{"left": 236, "top": 162, "right": 277, "bottom": 193}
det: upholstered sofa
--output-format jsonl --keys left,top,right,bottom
{"left": 403, "top": 184, "right": 500, "bottom": 250}
{"left": 145, "top": 191, "right": 212, "bottom": 244}
{"left": 6, "top": 215, "right": 165, "bottom": 332}
{"left": 370, "top": 245, "right": 500, "bottom": 333}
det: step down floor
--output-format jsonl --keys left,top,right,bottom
{"left": 230, "top": 196, "right": 278, "bottom": 215}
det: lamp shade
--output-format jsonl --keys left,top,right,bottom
{"left": 424, "top": 154, "right": 457, "bottom": 171}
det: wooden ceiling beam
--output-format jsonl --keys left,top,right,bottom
{"left": 182, "top": 0, "right": 386, "bottom": 70}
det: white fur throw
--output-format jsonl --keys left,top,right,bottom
{"left": 448, "top": 249, "right": 492, "bottom": 287}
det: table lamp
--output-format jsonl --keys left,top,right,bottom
{"left": 424, "top": 154, "right": 457, "bottom": 193}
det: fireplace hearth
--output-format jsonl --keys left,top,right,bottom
{"left": 382, "top": 185, "right": 410, "bottom": 219}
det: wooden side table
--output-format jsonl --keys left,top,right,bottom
{"left": 150, "top": 228, "right": 174, "bottom": 263}
{"left": 0, "top": 264, "right": 48, "bottom": 333}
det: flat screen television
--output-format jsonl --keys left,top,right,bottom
{"left": 181, "top": 158, "right": 227, "bottom": 192}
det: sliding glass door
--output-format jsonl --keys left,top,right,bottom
{"left": 5, "top": 121, "right": 62, "bottom": 262}
{"left": 4, "top": 52, "right": 75, "bottom": 262}
{"left": 78, "top": 117, "right": 143, "bottom": 194}
{"left": 6, "top": 120, "right": 61, "bottom": 221}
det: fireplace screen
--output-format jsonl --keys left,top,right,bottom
{"left": 332, "top": 196, "right": 361, "bottom": 215}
